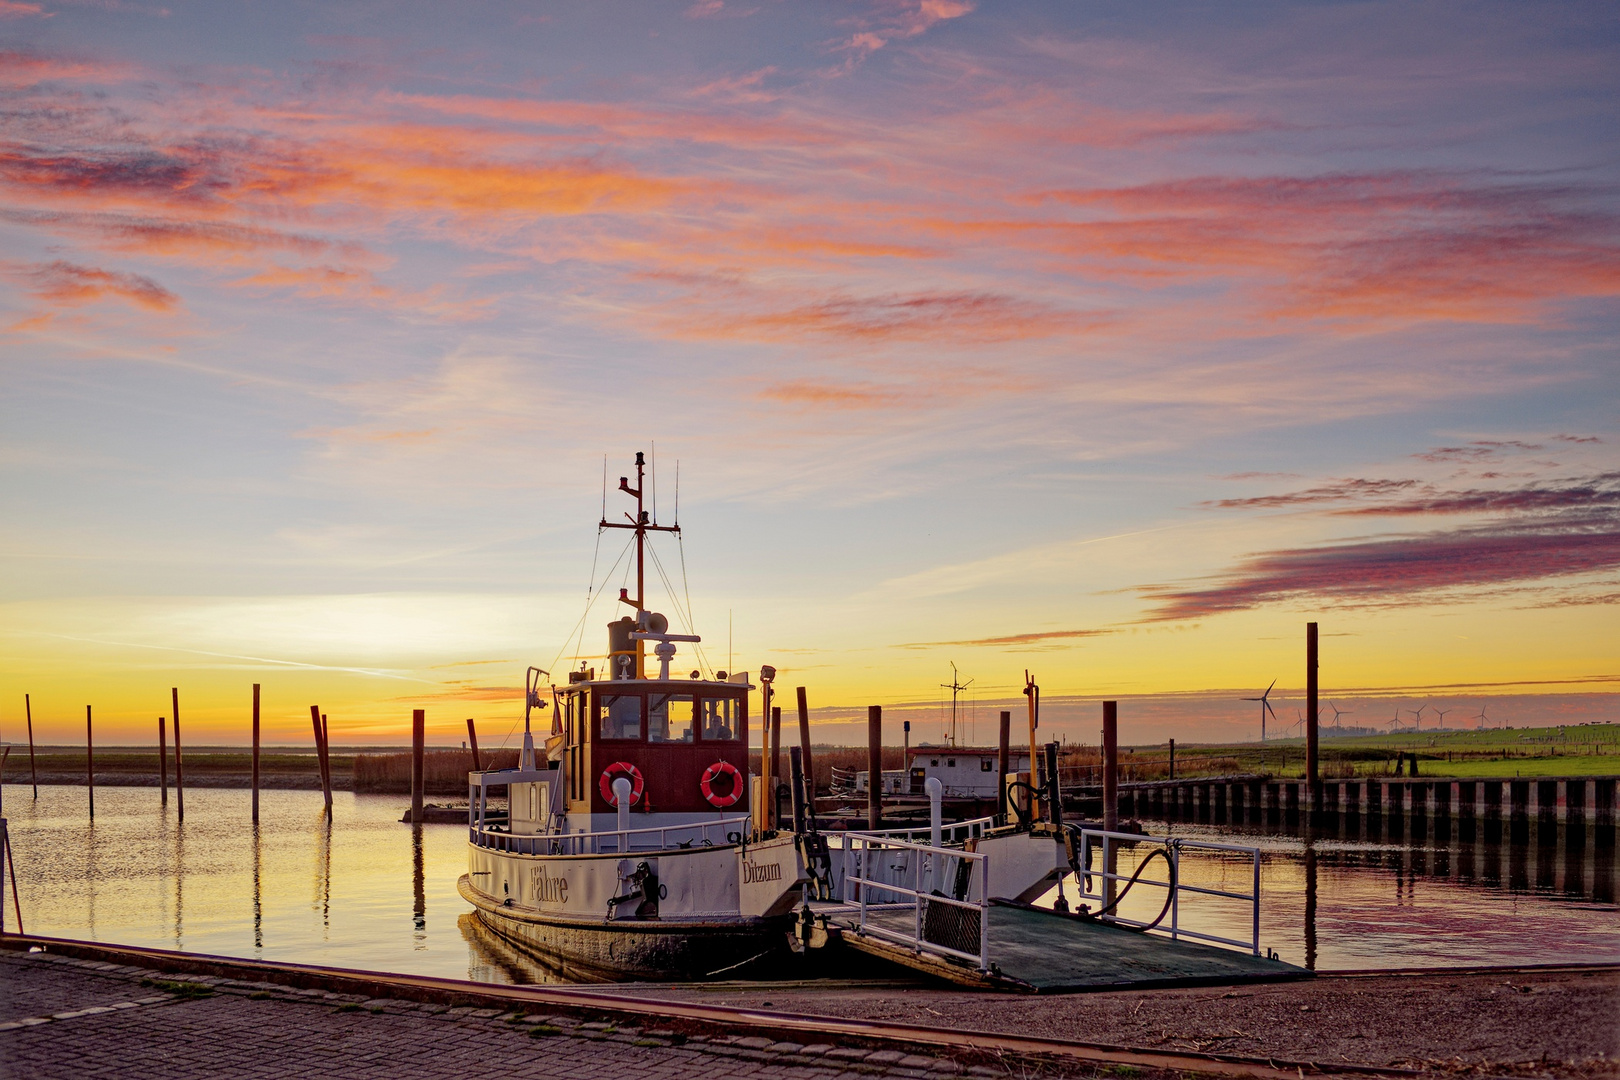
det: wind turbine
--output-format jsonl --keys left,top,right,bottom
{"left": 1327, "top": 700, "right": 1352, "bottom": 731}
{"left": 1388, "top": 708, "right": 1405, "bottom": 732}
{"left": 940, "top": 662, "right": 973, "bottom": 747}
{"left": 1405, "top": 705, "right": 1427, "bottom": 732}
{"left": 1432, "top": 706, "right": 1452, "bottom": 731}
{"left": 1474, "top": 705, "right": 1488, "bottom": 730}
{"left": 1243, "top": 679, "right": 1279, "bottom": 742}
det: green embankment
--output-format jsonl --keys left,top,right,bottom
{"left": 1126, "top": 723, "right": 1620, "bottom": 780}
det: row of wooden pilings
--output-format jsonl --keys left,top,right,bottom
{"left": 1117, "top": 774, "right": 1619, "bottom": 837}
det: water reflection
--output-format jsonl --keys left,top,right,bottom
{"left": 412, "top": 823, "right": 426, "bottom": 948}
{"left": 5, "top": 782, "right": 1617, "bottom": 983}
{"left": 313, "top": 812, "right": 331, "bottom": 936}
{"left": 252, "top": 822, "right": 263, "bottom": 952}
{"left": 1102, "top": 812, "right": 1620, "bottom": 970}
{"left": 1302, "top": 836, "right": 1317, "bottom": 971}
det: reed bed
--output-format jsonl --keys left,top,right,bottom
{"left": 352, "top": 749, "right": 518, "bottom": 795}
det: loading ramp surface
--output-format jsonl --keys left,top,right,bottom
{"left": 826, "top": 901, "right": 1310, "bottom": 993}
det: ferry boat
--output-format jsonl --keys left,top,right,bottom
{"left": 458, "top": 452, "right": 805, "bottom": 982}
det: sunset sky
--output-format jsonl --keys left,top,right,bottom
{"left": 2, "top": 1, "right": 1616, "bottom": 749}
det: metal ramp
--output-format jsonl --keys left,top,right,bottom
{"left": 841, "top": 902, "right": 1308, "bottom": 992}
{"left": 816, "top": 827, "right": 1309, "bottom": 993}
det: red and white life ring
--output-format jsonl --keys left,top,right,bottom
{"left": 598, "top": 761, "right": 644, "bottom": 807}
{"left": 700, "top": 760, "right": 744, "bottom": 808}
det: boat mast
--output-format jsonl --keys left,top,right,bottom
{"left": 601, "top": 451, "right": 679, "bottom": 678}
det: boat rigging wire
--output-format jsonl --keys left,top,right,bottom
{"left": 645, "top": 539, "right": 713, "bottom": 677}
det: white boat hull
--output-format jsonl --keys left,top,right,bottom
{"left": 461, "top": 834, "right": 805, "bottom": 981}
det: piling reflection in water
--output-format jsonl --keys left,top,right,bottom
{"left": 252, "top": 822, "right": 263, "bottom": 952}
{"left": 1105, "top": 774, "right": 1620, "bottom": 969}
{"left": 6, "top": 783, "right": 1618, "bottom": 981}
{"left": 411, "top": 824, "right": 426, "bottom": 948}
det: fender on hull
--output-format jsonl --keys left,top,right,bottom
{"left": 459, "top": 874, "right": 792, "bottom": 982}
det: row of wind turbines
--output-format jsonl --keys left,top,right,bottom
{"left": 1241, "top": 679, "right": 1502, "bottom": 741}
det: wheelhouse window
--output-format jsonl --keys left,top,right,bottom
{"left": 700, "top": 696, "right": 740, "bottom": 741}
{"left": 649, "top": 693, "right": 694, "bottom": 743}
{"left": 599, "top": 693, "right": 642, "bottom": 740}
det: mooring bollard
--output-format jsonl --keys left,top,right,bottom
{"left": 466, "top": 717, "right": 482, "bottom": 772}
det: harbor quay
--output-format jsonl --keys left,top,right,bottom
{"left": 1109, "top": 775, "right": 1619, "bottom": 833}
{"left": 1, "top": 938, "right": 1614, "bottom": 1079}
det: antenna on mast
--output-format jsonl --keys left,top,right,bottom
{"left": 940, "top": 663, "right": 973, "bottom": 747}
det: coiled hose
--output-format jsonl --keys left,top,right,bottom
{"left": 1063, "top": 822, "right": 1178, "bottom": 933}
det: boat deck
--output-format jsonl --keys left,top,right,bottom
{"left": 815, "top": 901, "right": 1310, "bottom": 993}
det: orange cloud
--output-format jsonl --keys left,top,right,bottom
{"left": 662, "top": 288, "right": 1092, "bottom": 344}
{"left": 0, "top": 2, "right": 49, "bottom": 19}
{"left": 13, "top": 259, "right": 177, "bottom": 311}
{"left": 759, "top": 379, "right": 914, "bottom": 409}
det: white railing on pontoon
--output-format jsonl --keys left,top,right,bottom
{"left": 853, "top": 815, "right": 995, "bottom": 846}
{"left": 1074, "top": 828, "right": 1262, "bottom": 955}
{"left": 845, "top": 832, "right": 991, "bottom": 973}
{"left": 471, "top": 815, "right": 752, "bottom": 856}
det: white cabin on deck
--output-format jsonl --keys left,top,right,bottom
{"left": 909, "top": 745, "right": 1031, "bottom": 798}
{"left": 853, "top": 745, "right": 1033, "bottom": 798}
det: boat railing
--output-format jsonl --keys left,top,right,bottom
{"left": 471, "top": 815, "right": 751, "bottom": 856}
{"left": 856, "top": 815, "right": 995, "bottom": 846}
{"left": 845, "top": 832, "right": 991, "bottom": 973}
{"left": 1074, "top": 828, "right": 1262, "bottom": 955}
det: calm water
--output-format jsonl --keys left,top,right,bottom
{"left": 3, "top": 784, "right": 1616, "bottom": 980}
{"left": 1035, "top": 820, "right": 1619, "bottom": 970}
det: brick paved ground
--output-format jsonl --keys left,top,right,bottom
{"left": 0, "top": 951, "right": 1048, "bottom": 1080}
{"left": 602, "top": 968, "right": 1620, "bottom": 1076}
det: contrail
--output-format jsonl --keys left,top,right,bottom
{"left": 33, "top": 633, "right": 438, "bottom": 684}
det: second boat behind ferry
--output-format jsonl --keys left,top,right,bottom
{"left": 458, "top": 451, "right": 805, "bottom": 982}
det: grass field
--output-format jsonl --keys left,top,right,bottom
{"left": 1114, "top": 723, "right": 1620, "bottom": 780}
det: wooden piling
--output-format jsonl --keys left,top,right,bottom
{"left": 251, "top": 684, "right": 261, "bottom": 824}
{"left": 1306, "top": 622, "right": 1319, "bottom": 810}
{"left": 795, "top": 687, "right": 814, "bottom": 812}
{"left": 867, "top": 705, "right": 882, "bottom": 831}
{"left": 320, "top": 713, "right": 333, "bottom": 813}
{"left": 86, "top": 704, "right": 94, "bottom": 819}
{"left": 410, "top": 709, "right": 426, "bottom": 825}
{"left": 789, "top": 745, "right": 807, "bottom": 835}
{"left": 25, "top": 694, "right": 38, "bottom": 799}
{"left": 466, "top": 718, "right": 482, "bottom": 771}
{"left": 309, "top": 706, "right": 329, "bottom": 815}
{"left": 1023, "top": 672, "right": 1040, "bottom": 823}
{"left": 1102, "top": 701, "right": 1119, "bottom": 832}
{"left": 171, "top": 687, "right": 185, "bottom": 822}
{"left": 770, "top": 705, "right": 783, "bottom": 829}
{"left": 1168, "top": 738, "right": 1175, "bottom": 781}
{"left": 158, "top": 715, "right": 168, "bottom": 806}
{"left": 759, "top": 678, "right": 774, "bottom": 832}
{"left": 996, "top": 710, "right": 1010, "bottom": 824}
{"left": 320, "top": 710, "right": 333, "bottom": 814}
